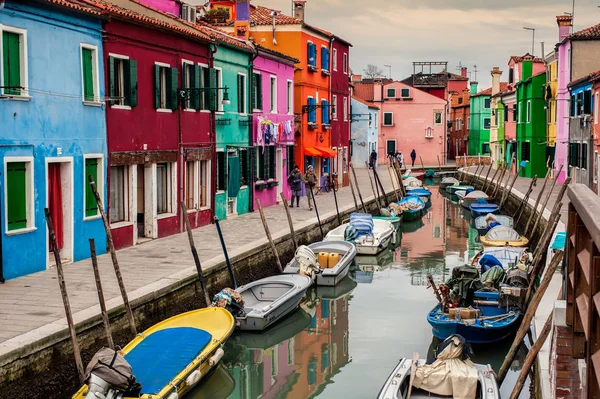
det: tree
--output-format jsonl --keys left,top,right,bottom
{"left": 363, "top": 64, "right": 384, "bottom": 79}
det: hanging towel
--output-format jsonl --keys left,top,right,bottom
{"left": 228, "top": 156, "right": 241, "bottom": 198}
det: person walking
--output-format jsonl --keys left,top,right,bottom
{"left": 410, "top": 149, "right": 416, "bottom": 168}
{"left": 369, "top": 149, "right": 378, "bottom": 169}
{"left": 288, "top": 165, "right": 303, "bottom": 208}
{"left": 398, "top": 151, "right": 404, "bottom": 169}
{"left": 304, "top": 165, "right": 317, "bottom": 211}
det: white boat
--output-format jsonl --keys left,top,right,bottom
{"left": 325, "top": 219, "right": 395, "bottom": 255}
{"left": 234, "top": 274, "right": 312, "bottom": 331}
{"left": 283, "top": 241, "right": 357, "bottom": 286}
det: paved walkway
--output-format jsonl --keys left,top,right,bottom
{"left": 0, "top": 168, "right": 404, "bottom": 360}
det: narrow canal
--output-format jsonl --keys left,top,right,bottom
{"left": 189, "top": 183, "right": 529, "bottom": 399}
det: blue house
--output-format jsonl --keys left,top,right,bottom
{"left": 568, "top": 78, "right": 595, "bottom": 188}
{"left": 0, "top": 0, "right": 107, "bottom": 280}
{"left": 351, "top": 96, "right": 379, "bottom": 168}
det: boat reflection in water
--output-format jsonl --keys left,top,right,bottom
{"left": 222, "top": 277, "right": 355, "bottom": 399}
{"left": 186, "top": 364, "right": 236, "bottom": 399}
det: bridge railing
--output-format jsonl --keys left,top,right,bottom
{"left": 455, "top": 155, "right": 492, "bottom": 168}
{"left": 566, "top": 184, "right": 600, "bottom": 397}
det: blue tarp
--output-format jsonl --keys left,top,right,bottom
{"left": 479, "top": 254, "right": 503, "bottom": 274}
{"left": 350, "top": 213, "right": 374, "bottom": 237}
{"left": 551, "top": 232, "right": 567, "bottom": 250}
{"left": 125, "top": 327, "right": 212, "bottom": 394}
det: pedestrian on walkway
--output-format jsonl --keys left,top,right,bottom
{"left": 305, "top": 165, "right": 317, "bottom": 211}
{"left": 369, "top": 149, "right": 378, "bottom": 169}
{"left": 288, "top": 165, "right": 302, "bottom": 208}
{"left": 410, "top": 149, "right": 416, "bottom": 167}
{"left": 398, "top": 151, "right": 404, "bottom": 169}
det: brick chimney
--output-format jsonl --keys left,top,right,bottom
{"left": 557, "top": 15, "right": 573, "bottom": 42}
{"left": 293, "top": 0, "right": 306, "bottom": 21}
{"left": 491, "top": 67, "right": 502, "bottom": 96}
{"left": 462, "top": 88, "right": 470, "bottom": 104}
{"left": 461, "top": 67, "right": 468, "bottom": 78}
{"left": 373, "top": 79, "right": 383, "bottom": 102}
{"left": 470, "top": 81, "right": 479, "bottom": 95}
{"left": 450, "top": 91, "right": 459, "bottom": 107}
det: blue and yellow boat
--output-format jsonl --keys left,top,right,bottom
{"left": 73, "top": 307, "right": 235, "bottom": 399}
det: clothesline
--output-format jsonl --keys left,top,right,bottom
{"left": 256, "top": 116, "right": 294, "bottom": 151}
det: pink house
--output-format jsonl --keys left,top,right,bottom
{"left": 355, "top": 80, "right": 447, "bottom": 166}
{"left": 252, "top": 46, "right": 298, "bottom": 208}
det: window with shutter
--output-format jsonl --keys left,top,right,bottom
{"left": 109, "top": 56, "right": 137, "bottom": 108}
{"left": 287, "top": 81, "right": 293, "bottom": 114}
{"left": 307, "top": 42, "right": 316, "bottom": 67}
{"left": 257, "top": 148, "right": 265, "bottom": 181}
{"left": 321, "top": 47, "right": 329, "bottom": 71}
{"left": 183, "top": 62, "right": 195, "bottom": 110}
{"left": 215, "top": 69, "right": 223, "bottom": 112}
{"left": 6, "top": 162, "right": 28, "bottom": 231}
{"left": 484, "top": 98, "right": 491, "bottom": 109}
{"left": 387, "top": 88, "right": 396, "bottom": 98}
{"left": 483, "top": 118, "right": 491, "bottom": 129}
{"left": 156, "top": 162, "right": 172, "bottom": 214}
{"left": 85, "top": 158, "right": 99, "bottom": 218}
{"left": 287, "top": 146, "right": 295, "bottom": 173}
{"left": 582, "top": 143, "right": 588, "bottom": 169}
{"left": 571, "top": 95, "right": 576, "bottom": 117}
{"left": 521, "top": 142, "right": 531, "bottom": 162}
{"left": 240, "top": 149, "right": 250, "bottom": 186}
{"left": 269, "top": 147, "right": 276, "bottom": 180}
{"left": 238, "top": 74, "right": 246, "bottom": 114}
{"left": 401, "top": 88, "right": 410, "bottom": 98}
{"left": 383, "top": 112, "right": 393, "bottom": 126}
{"left": 127, "top": 59, "right": 138, "bottom": 107}
{"left": 81, "top": 47, "right": 95, "bottom": 102}
{"left": 168, "top": 67, "right": 178, "bottom": 110}
{"left": 308, "top": 97, "right": 316, "bottom": 123}
{"left": 321, "top": 100, "right": 329, "bottom": 124}
{"left": 208, "top": 68, "right": 218, "bottom": 111}
{"left": 270, "top": 76, "right": 277, "bottom": 112}
{"left": 216, "top": 152, "right": 226, "bottom": 191}
{"left": 584, "top": 90, "right": 592, "bottom": 115}
{"left": 2, "top": 30, "right": 23, "bottom": 96}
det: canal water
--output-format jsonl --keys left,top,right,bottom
{"left": 189, "top": 183, "right": 529, "bottom": 399}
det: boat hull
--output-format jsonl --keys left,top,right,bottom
{"left": 470, "top": 204, "right": 499, "bottom": 218}
{"left": 355, "top": 228, "right": 394, "bottom": 255}
{"left": 447, "top": 185, "right": 473, "bottom": 195}
{"left": 373, "top": 215, "right": 401, "bottom": 231}
{"left": 402, "top": 209, "right": 423, "bottom": 222}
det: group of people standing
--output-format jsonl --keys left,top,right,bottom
{"left": 369, "top": 149, "right": 417, "bottom": 169}
{"left": 287, "top": 165, "right": 317, "bottom": 211}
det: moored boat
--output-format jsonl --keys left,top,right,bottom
{"left": 403, "top": 188, "right": 431, "bottom": 204}
{"left": 458, "top": 190, "right": 491, "bottom": 209}
{"left": 374, "top": 215, "right": 402, "bottom": 231}
{"left": 470, "top": 202, "right": 499, "bottom": 218}
{"left": 474, "top": 215, "right": 514, "bottom": 235}
{"left": 447, "top": 184, "right": 473, "bottom": 195}
{"left": 395, "top": 196, "right": 426, "bottom": 222}
{"left": 325, "top": 217, "right": 395, "bottom": 255}
{"left": 403, "top": 176, "right": 423, "bottom": 188}
{"left": 440, "top": 176, "right": 459, "bottom": 191}
{"left": 72, "top": 307, "right": 235, "bottom": 399}
{"left": 480, "top": 225, "right": 529, "bottom": 247}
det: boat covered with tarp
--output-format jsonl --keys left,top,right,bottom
{"left": 404, "top": 188, "right": 431, "bottom": 204}
{"left": 325, "top": 213, "right": 395, "bottom": 255}
{"left": 480, "top": 225, "right": 529, "bottom": 247}
{"left": 474, "top": 215, "right": 514, "bottom": 235}
{"left": 403, "top": 176, "right": 423, "bottom": 188}
{"left": 470, "top": 202, "right": 499, "bottom": 218}
{"left": 447, "top": 185, "right": 473, "bottom": 195}
{"left": 377, "top": 335, "right": 499, "bottom": 399}
{"left": 440, "top": 177, "right": 460, "bottom": 190}
{"left": 459, "top": 190, "right": 491, "bottom": 209}
{"left": 394, "top": 196, "right": 426, "bottom": 222}
{"left": 471, "top": 246, "right": 529, "bottom": 270}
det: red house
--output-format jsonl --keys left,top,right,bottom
{"left": 330, "top": 35, "right": 352, "bottom": 187}
{"left": 92, "top": 0, "right": 217, "bottom": 249}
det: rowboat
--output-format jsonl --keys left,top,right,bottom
{"left": 446, "top": 185, "right": 473, "bottom": 195}
{"left": 396, "top": 196, "right": 425, "bottom": 222}
{"left": 234, "top": 274, "right": 313, "bottom": 331}
{"left": 480, "top": 225, "right": 529, "bottom": 247}
{"left": 404, "top": 188, "right": 431, "bottom": 205}
{"left": 403, "top": 176, "right": 423, "bottom": 188}
{"left": 474, "top": 215, "right": 514, "bottom": 235}
{"left": 374, "top": 215, "right": 402, "bottom": 231}
{"left": 470, "top": 202, "right": 499, "bottom": 218}
{"left": 458, "top": 191, "right": 491, "bottom": 209}
{"left": 325, "top": 219, "right": 395, "bottom": 255}
{"left": 73, "top": 307, "right": 235, "bottom": 399}
{"left": 283, "top": 241, "right": 357, "bottom": 286}
{"left": 439, "top": 177, "right": 459, "bottom": 191}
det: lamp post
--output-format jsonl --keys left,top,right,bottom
{"left": 523, "top": 27, "right": 535, "bottom": 56}
{"left": 384, "top": 64, "right": 392, "bottom": 79}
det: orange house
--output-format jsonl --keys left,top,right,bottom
{"left": 214, "top": 0, "right": 337, "bottom": 176}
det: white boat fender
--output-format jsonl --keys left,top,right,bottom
{"left": 392, "top": 231, "right": 397, "bottom": 243}
{"left": 185, "top": 369, "right": 202, "bottom": 387}
{"left": 167, "top": 392, "right": 179, "bottom": 399}
{"left": 209, "top": 348, "right": 225, "bottom": 366}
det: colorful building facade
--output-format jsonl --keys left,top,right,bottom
{"left": 468, "top": 82, "right": 492, "bottom": 156}
{"left": 489, "top": 67, "right": 506, "bottom": 166}
{"left": 350, "top": 97, "right": 379, "bottom": 168}
{"left": 567, "top": 78, "right": 594, "bottom": 188}
{"left": 0, "top": 0, "right": 107, "bottom": 280}
{"left": 545, "top": 50, "right": 558, "bottom": 168}
{"left": 448, "top": 88, "right": 470, "bottom": 159}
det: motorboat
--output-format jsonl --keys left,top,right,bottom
{"left": 325, "top": 217, "right": 395, "bottom": 255}
{"left": 283, "top": 241, "right": 357, "bottom": 286}
{"left": 447, "top": 185, "right": 473, "bottom": 195}
{"left": 439, "top": 177, "right": 460, "bottom": 191}
{"left": 234, "top": 274, "right": 313, "bottom": 331}
{"left": 474, "top": 215, "right": 514, "bottom": 235}
{"left": 374, "top": 215, "right": 402, "bottom": 231}
{"left": 72, "top": 307, "right": 235, "bottom": 399}
{"left": 378, "top": 336, "right": 500, "bottom": 399}
{"left": 403, "top": 176, "right": 423, "bottom": 188}
{"left": 186, "top": 363, "right": 235, "bottom": 399}
{"left": 395, "top": 196, "right": 425, "bottom": 222}
{"left": 470, "top": 202, "right": 499, "bottom": 218}
{"left": 471, "top": 246, "right": 529, "bottom": 270}
{"left": 480, "top": 225, "right": 529, "bottom": 247}
{"left": 458, "top": 191, "right": 491, "bottom": 209}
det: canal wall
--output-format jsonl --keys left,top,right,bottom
{"left": 0, "top": 188, "right": 401, "bottom": 399}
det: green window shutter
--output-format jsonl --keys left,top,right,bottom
{"left": 269, "top": 147, "right": 276, "bottom": 179}
{"left": 108, "top": 56, "right": 116, "bottom": 104}
{"left": 258, "top": 148, "right": 265, "bottom": 180}
{"left": 191, "top": 65, "right": 201, "bottom": 110}
{"left": 127, "top": 59, "right": 138, "bottom": 107}
{"left": 168, "top": 67, "right": 179, "bottom": 111}
{"left": 6, "top": 162, "right": 27, "bottom": 231}
{"left": 217, "top": 152, "right": 226, "bottom": 191}
{"left": 238, "top": 75, "right": 244, "bottom": 114}
{"left": 82, "top": 48, "right": 94, "bottom": 101}
{"left": 251, "top": 73, "right": 257, "bottom": 110}
{"left": 154, "top": 65, "right": 161, "bottom": 109}
{"left": 208, "top": 68, "right": 218, "bottom": 111}
{"left": 257, "top": 74, "right": 263, "bottom": 110}
{"left": 85, "top": 159, "right": 99, "bottom": 217}
{"left": 3, "top": 32, "right": 21, "bottom": 95}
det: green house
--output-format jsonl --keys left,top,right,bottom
{"left": 468, "top": 82, "right": 492, "bottom": 156}
{"left": 515, "top": 60, "right": 547, "bottom": 178}
{"left": 214, "top": 42, "right": 253, "bottom": 221}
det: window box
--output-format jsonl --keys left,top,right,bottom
{"left": 322, "top": 123, "right": 331, "bottom": 130}
{"left": 255, "top": 181, "right": 268, "bottom": 191}
{"left": 308, "top": 122, "right": 318, "bottom": 130}
{"left": 267, "top": 180, "right": 279, "bottom": 188}
{"left": 308, "top": 65, "right": 319, "bottom": 73}
{"left": 321, "top": 70, "right": 331, "bottom": 76}
{"left": 402, "top": 97, "right": 413, "bottom": 101}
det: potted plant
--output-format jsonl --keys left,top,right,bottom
{"left": 204, "top": 8, "right": 230, "bottom": 23}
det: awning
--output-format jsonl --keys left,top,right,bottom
{"left": 304, "top": 147, "right": 323, "bottom": 157}
{"left": 315, "top": 146, "right": 337, "bottom": 158}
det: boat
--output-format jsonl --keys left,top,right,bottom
{"left": 446, "top": 185, "right": 473, "bottom": 195}
{"left": 378, "top": 336, "right": 500, "bottom": 399}
{"left": 374, "top": 215, "right": 402, "bottom": 231}
{"left": 480, "top": 225, "right": 529, "bottom": 247}
{"left": 470, "top": 202, "right": 499, "bottom": 218}
{"left": 73, "top": 307, "right": 235, "bottom": 399}
{"left": 395, "top": 196, "right": 425, "bottom": 222}
{"left": 471, "top": 246, "right": 529, "bottom": 270}
{"left": 234, "top": 274, "right": 313, "bottom": 331}
{"left": 439, "top": 177, "right": 460, "bottom": 190}
{"left": 458, "top": 191, "right": 491, "bottom": 209}
{"left": 283, "top": 241, "right": 357, "bottom": 286}
{"left": 403, "top": 188, "right": 431, "bottom": 204}
{"left": 403, "top": 176, "right": 423, "bottom": 188}
{"left": 187, "top": 363, "right": 235, "bottom": 399}
{"left": 325, "top": 217, "right": 395, "bottom": 255}
{"left": 427, "top": 291, "right": 521, "bottom": 344}
{"left": 435, "top": 171, "right": 457, "bottom": 178}
{"left": 474, "top": 215, "right": 514, "bottom": 235}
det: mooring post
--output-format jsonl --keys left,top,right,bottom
{"left": 387, "top": 165, "right": 400, "bottom": 202}
{"left": 365, "top": 161, "right": 381, "bottom": 209}
{"left": 524, "top": 169, "right": 551, "bottom": 236}
{"left": 350, "top": 163, "right": 367, "bottom": 212}
{"left": 420, "top": 156, "right": 426, "bottom": 173}
{"left": 500, "top": 163, "right": 524, "bottom": 210}
{"left": 45, "top": 209, "right": 85, "bottom": 384}
{"left": 437, "top": 155, "right": 442, "bottom": 172}
{"left": 179, "top": 202, "right": 212, "bottom": 306}
{"left": 89, "top": 176, "right": 137, "bottom": 337}
{"left": 483, "top": 166, "right": 499, "bottom": 194}
{"left": 348, "top": 175, "right": 360, "bottom": 212}
{"left": 89, "top": 238, "right": 115, "bottom": 350}
{"left": 481, "top": 162, "right": 493, "bottom": 192}
{"left": 255, "top": 198, "right": 284, "bottom": 273}
{"left": 530, "top": 164, "right": 564, "bottom": 238}
{"left": 280, "top": 193, "right": 299, "bottom": 250}
{"left": 373, "top": 167, "right": 388, "bottom": 207}
{"left": 515, "top": 176, "right": 537, "bottom": 225}
{"left": 332, "top": 177, "right": 342, "bottom": 225}
{"left": 308, "top": 188, "right": 324, "bottom": 239}
{"left": 214, "top": 216, "right": 238, "bottom": 289}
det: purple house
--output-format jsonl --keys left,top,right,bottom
{"left": 252, "top": 46, "right": 298, "bottom": 207}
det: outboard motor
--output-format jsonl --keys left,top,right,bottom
{"left": 83, "top": 348, "right": 139, "bottom": 399}
{"left": 294, "top": 245, "right": 321, "bottom": 281}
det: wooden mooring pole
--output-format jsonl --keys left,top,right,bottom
{"left": 492, "top": 165, "right": 508, "bottom": 199}
{"left": 436, "top": 155, "right": 442, "bottom": 172}
{"left": 213, "top": 216, "right": 238, "bottom": 289}
{"left": 179, "top": 202, "right": 212, "bottom": 306}
{"left": 514, "top": 176, "right": 537, "bottom": 225}
{"left": 524, "top": 169, "right": 551, "bottom": 236}
{"left": 388, "top": 165, "right": 400, "bottom": 202}
{"left": 45, "top": 209, "right": 85, "bottom": 384}
{"left": 373, "top": 167, "right": 388, "bottom": 206}
{"left": 332, "top": 178, "right": 342, "bottom": 225}
{"left": 530, "top": 164, "right": 564, "bottom": 237}
{"left": 350, "top": 163, "right": 367, "bottom": 212}
{"left": 89, "top": 238, "right": 114, "bottom": 350}
{"left": 500, "top": 163, "right": 524, "bottom": 210}
{"left": 481, "top": 163, "right": 493, "bottom": 192}
{"left": 348, "top": 175, "right": 360, "bottom": 212}
{"left": 255, "top": 198, "right": 284, "bottom": 273}
{"left": 420, "top": 156, "right": 426, "bottom": 172}
{"left": 365, "top": 162, "right": 381, "bottom": 209}
{"left": 280, "top": 193, "right": 299, "bottom": 250}
{"left": 308, "top": 188, "right": 324, "bottom": 240}
{"left": 483, "top": 165, "right": 500, "bottom": 194}
{"left": 89, "top": 176, "right": 137, "bottom": 337}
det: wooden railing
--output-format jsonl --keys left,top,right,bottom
{"left": 455, "top": 155, "right": 492, "bottom": 168}
{"left": 566, "top": 184, "right": 600, "bottom": 397}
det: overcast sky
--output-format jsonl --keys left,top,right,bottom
{"left": 257, "top": 0, "right": 600, "bottom": 88}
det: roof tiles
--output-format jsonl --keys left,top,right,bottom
{"left": 568, "top": 22, "right": 600, "bottom": 40}
{"left": 472, "top": 82, "right": 509, "bottom": 97}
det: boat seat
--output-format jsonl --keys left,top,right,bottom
{"left": 124, "top": 327, "right": 212, "bottom": 394}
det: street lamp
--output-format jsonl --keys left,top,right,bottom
{"left": 384, "top": 64, "right": 392, "bottom": 79}
{"left": 523, "top": 27, "right": 535, "bottom": 56}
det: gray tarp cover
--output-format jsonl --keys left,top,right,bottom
{"left": 85, "top": 348, "right": 134, "bottom": 390}
{"left": 484, "top": 225, "right": 522, "bottom": 242}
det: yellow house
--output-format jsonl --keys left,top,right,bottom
{"left": 545, "top": 51, "right": 558, "bottom": 155}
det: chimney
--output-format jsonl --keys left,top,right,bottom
{"left": 373, "top": 79, "right": 383, "bottom": 102}
{"left": 461, "top": 67, "right": 468, "bottom": 78}
{"left": 470, "top": 81, "right": 478, "bottom": 95}
{"left": 462, "top": 88, "right": 470, "bottom": 104}
{"left": 491, "top": 67, "right": 502, "bottom": 96}
{"left": 352, "top": 74, "right": 363, "bottom": 83}
{"left": 522, "top": 55, "right": 533, "bottom": 81}
{"left": 557, "top": 15, "right": 573, "bottom": 42}
{"left": 293, "top": 0, "right": 306, "bottom": 21}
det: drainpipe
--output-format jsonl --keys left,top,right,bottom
{"left": 0, "top": 191, "right": 4, "bottom": 283}
{"left": 248, "top": 44, "right": 259, "bottom": 212}
{"left": 209, "top": 43, "right": 218, "bottom": 220}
